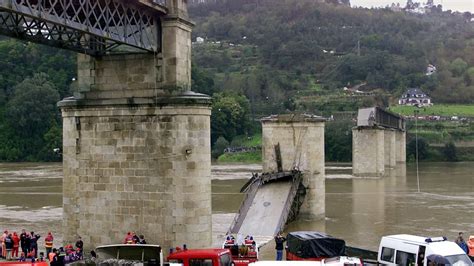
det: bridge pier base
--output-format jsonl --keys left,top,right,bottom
{"left": 59, "top": 97, "right": 212, "bottom": 250}
{"left": 384, "top": 129, "right": 397, "bottom": 168}
{"left": 396, "top": 130, "right": 406, "bottom": 164}
{"left": 352, "top": 127, "right": 385, "bottom": 177}
{"left": 261, "top": 114, "right": 326, "bottom": 220}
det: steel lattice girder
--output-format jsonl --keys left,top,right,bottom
{"left": 0, "top": 0, "right": 167, "bottom": 56}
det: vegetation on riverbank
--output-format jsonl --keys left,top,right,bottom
{"left": 217, "top": 151, "right": 262, "bottom": 163}
{"left": 389, "top": 104, "right": 474, "bottom": 117}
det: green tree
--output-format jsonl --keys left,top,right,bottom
{"left": 191, "top": 64, "right": 216, "bottom": 95}
{"left": 449, "top": 58, "right": 468, "bottom": 77}
{"left": 6, "top": 73, "right": 60, "bottom": 136}
{"left": 2, "top": 73, "right": 61, "bottom": 161}
{"left": 211, "top": 92, "right": 251, "bottom": 144}
{"left": 325, "top": 121, "right": 353, "bottom": 162}
{"left": 407, "top": 137, "right": 429, "bottom": 161}
{"left": 211, "top": 136, "right": 229, "bottom": 159}
{"left": 464, "top": 67, "right": 474, "bottom": 86}
{"left": 442, "top": 141, "right": 458, "bottom": 162}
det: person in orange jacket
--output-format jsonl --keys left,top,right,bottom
{"left": 468, "top": 235, "right": 474, "bottom": 256}
{"left": 44, "top": 232, "right": 54, "bottom": 257}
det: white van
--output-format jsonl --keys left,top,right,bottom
{"left": 378, "top": 234, "right": 472, "bottom": 266}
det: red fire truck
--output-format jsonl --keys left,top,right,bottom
{"left": 167, "top": 248, "right": 234, "bottom": 266}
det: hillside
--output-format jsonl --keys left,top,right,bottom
{"left": 189, "top": 0, "right": 474, "bottom": 116}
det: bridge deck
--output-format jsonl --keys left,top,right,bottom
{"left": 228, "top": 171, "right": 304, "bottom": 247}
{"left": 238, "top": 181, "right": 293, "bottom": 237}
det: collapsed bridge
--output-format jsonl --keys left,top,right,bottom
{"left": 228, "top": 170, "right": 306, "bottom": 238}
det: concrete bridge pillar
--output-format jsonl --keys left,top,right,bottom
{"left": 384, "top": 130, "right": 397, "bottom": 168}
{"left": 396, "top": 130, "right": 406, "bottom": 163}
{"left": 352, "top": 127, "right": 385, "bottom": 177}
{"left": 261, "top": 114, "right": 326, "bottom": 220}
{"left": 59, "top": 0, "right": 212, "bottom": 251}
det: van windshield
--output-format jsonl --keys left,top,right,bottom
{"left": 444, "top": 254, "right": 472, "bottom": 265}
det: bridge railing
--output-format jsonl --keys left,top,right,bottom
{"left": 0, "top": 0, "right": 164, "bottom": 55}
{"left": 229, "top": 171, "right": 303, "bottom": 235}
{"left": 274, "top": 172, "right": 302, "bottom": 235}
{"left": 228, "top": 177, "right": 260, "bottom": 234}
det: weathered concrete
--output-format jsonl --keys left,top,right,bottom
{"left": 352, "top": 127, "right": 385, "bottom": 177}
{"left": 396, "top": 130, "right": 406, "bottom": 163}
{"left": 60, "top": 102, "right": 212, "bottom": 250}
{"left": 237, "top": 182, "right": 293, "bottom": 237}
{"left": 384, "top": 130, "right": 397, "bottom": 168}
{"left": 60, "top": 0, "right": 213, "bottom": 251}
{"left": 261, "top": 114, "right": 325, "bottom": 220}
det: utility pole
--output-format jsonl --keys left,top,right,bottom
{"left": 414, "top": 108, "right": 420, "bottom": 193}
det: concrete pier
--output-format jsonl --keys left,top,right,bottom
{"left": 384, "top": 130, "right": 397, "bottom": 168}
{"left": 352, "top": 127, "right": 385, "bottom": 177}
{"left": 352, "top": 107, "right": 406, "bottom": 177}
{"left": 59, "top": 0, "right": 213, "bottom": 250}
{"left": 261, "top": 114, "right": 326, "bottom": 220}
{"left": 396, "top": 131, "right": 407, "bottom": 163}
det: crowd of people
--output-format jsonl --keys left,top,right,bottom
{"left": 123, "top": 232, "right": 147, "bottom": 244}
{"left": 0, "top": 229, "right": 84, "bottom": 265}
{"left": 455, "top": 232, "right": 474, "bottom": 256}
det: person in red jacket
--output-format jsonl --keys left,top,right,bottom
{"left": 12, "top": 232, "right": 20, "bottom": 259}
{"left": 123, "top": 232, "right": 134, "bottom": 244}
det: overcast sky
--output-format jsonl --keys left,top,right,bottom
{"left": 351, "top": 0, "right": 474, "bottom": 12}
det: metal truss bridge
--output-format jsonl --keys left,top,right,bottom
{"left": 357, "top": 107, "right": 406, "bottom": 131}
{"left": 0, "top": 0, "right": 167, "bottom": 56}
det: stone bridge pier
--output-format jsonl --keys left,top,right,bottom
{"left": 59, "top": 0, "right": 212, "bottom": 250}
{"left": 261, "top": 114, "right": 326, "bottom": 220}
{"left": 352, "top": 108, "right": 406, "bottom": 177}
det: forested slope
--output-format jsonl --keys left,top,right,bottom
{"left": 189, "top": 0, "right": 474, "bottom": 109}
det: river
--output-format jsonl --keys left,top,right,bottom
{"left": 0, "top": 162, "right": 473, "bottom": 258}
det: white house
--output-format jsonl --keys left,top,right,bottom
{"left": 398, "top": 88, "right": 432, "bottom": 107}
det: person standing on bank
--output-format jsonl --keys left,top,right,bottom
{"left": 29, "top": 232, "right": 40, "bottom": 258}
{"left": 20, "top": 230, "right": 29, "bottom": 255}
{"left": 44, "top": 232, "right": 54, "bottom": 257}
{"left": 274, "top": 232, "right": 286, "bottom": 261}
{"left": 75, "top": 236, "right": 83, "bottom": 254}
{"left": 455, "top": 232, "right": 469, "bottom": 254}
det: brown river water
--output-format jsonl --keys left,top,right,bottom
{"left": 0, "top": 162, "right": 473, "bottom": 259}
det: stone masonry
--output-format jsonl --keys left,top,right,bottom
{"left": 352, "top": 127, "right": 385, "bottom": 177}
{"left": 261, "top": 114, "right": 326, "bottom": 220}
{"left": 384, "top": 129, "right": 397, "bottom": 168}
{"left": 59, "top": 0, "right": 213, "bottom": 250}
{"left": 396, "top": 131, "right": 407, "bottom": 163}
{"left": 353, "top": 127, "right": 406, "bottom": 177}
{"left": 60, "top": 103, "right": 211, "bottom": 249}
